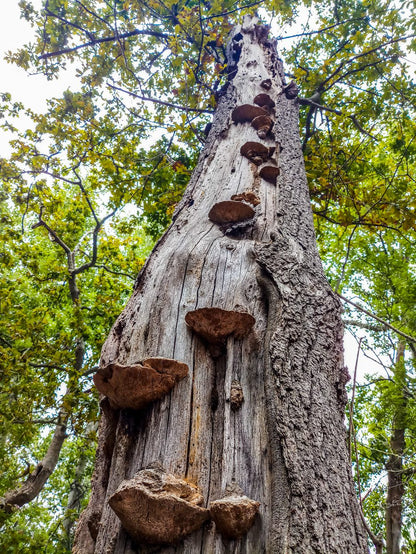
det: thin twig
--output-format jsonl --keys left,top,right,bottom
{"left": 337, "top": 294, "right": 416, "bottom": 344}
{"left": 38, "top": 29, "right": 168, "bottom": 60}
{"left": 108, "top": 84, "right": 213, "bottom": 114}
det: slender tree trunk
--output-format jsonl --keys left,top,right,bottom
{"left": 386, "top": 341, "right": 406, "bottom": 554}
{"left": 74, "top": 17, "right": 368, "bottom": 553}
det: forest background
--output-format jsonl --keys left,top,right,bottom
{"left": 0, "top": 0, "right": 415, "bottom": 552}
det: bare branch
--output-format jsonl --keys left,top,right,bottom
{"left": 276, "top": 18, "right": 367, "bottom": 41}
{"left": 93, "top": 264, "right": 135, "bottom": 280}
{"left": 38, "top": 29, "right": 169, "bottom": 60}
{"left": 338, "top": 293, "right": 416, "bottom": 344}
{"left": 0, "top": 410, "right": 68, "bottom": 518}
{"left": 108, "top": 83, "right": 213, "bottom": 114}
{"left": 32, "top": 207, "right": 72, "bottom": 256}
{"left": 343, "top": 319, "right": 385, "bottom": 333}
{"left": 73, "top": 209, "right": 117, "bottom": 275}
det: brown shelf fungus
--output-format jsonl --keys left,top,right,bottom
{"left": 210, "top": 495, "right": 260, "bottom": 539}
{"left": 240, "top": 142, "right": 272, "bottom": 165}
{"left": 231, "top": 104, "right": 268, "bottom": 123}
{"left": 253, "top": 93, "right": 275, "bottom": 110}
{"left": 93, "top": 357, "right": 188, "bottom": 410}
{"left": 208, "top": 200, "right": 255, "bottom": 225}
{"left": 185, "top": 307, "right": 255, "bottom": 347}
{"left": 260, "top": 78, "right": 272, "bottom": 90}
{"left": 251, "top": 114, "right": 273, "bottom": 139}
{"left": 231, "top": 191, "right": 260, "bottom": 206}
{"left": 109, "top": 466, "right": 209, "bottom": 545}
{"left": 259, "top": 165, "right": 280, "bottom": 185}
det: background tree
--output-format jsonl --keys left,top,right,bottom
{"left": 0, "top": 0, "right": 415, "bottom": 551}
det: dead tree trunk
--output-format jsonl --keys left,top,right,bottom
{"left": 74, "top": 17, "right": 368, "bottom": 553}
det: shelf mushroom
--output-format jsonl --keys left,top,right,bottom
{"left": 253, "top": 93, "right": 275, "bottom": 110}
{"left": 109, "top": 466, "right": 209, "bottom": 545}
{"left": 251, "top": 114, "right": 273, "bottom": 139}
{"left": 231, "top": 104, "right": 268, "bottom": 123}
{"left": 259, "top": 165, "right": 280, "bottom": 185}
{"left": 185, "top": 307, "right": 255, "bottom": 347}
{"left": 208, "top": 200, "right": 255, "bottom": 225}
{"left": 230, "top": 191, "right": 260, "bottom": 206}
{"left": 93, "top": 357, "right": 188, "bottom": 410}
{"left": 240, "top": 142, "right": 273, "bottom": 165}
{"left": 210, "top": 494, "right": 260, "bottom": 539}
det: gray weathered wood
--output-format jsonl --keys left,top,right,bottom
{"left": 74, "top": 17, "right": 368, "bottom": 554}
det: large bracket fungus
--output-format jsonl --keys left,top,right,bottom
{"left": 208, "top": 200, "right": 255, "bottom": 225}
{"left": 251, "top": 114, "right": 274, "bottom": 139}
{"left": 240, "top": 142, "right": 274, "bottom": 165}
{"left": 185, "top": 308, "right": 255, "bottom": 348}
{"left": 259, "top": 165, "right": 280, "bottom": 185}
{"left": 231, "top": 104, "right": 268, "bottom": 123}
{"left": 109, "top": 466, "right": 209, "bottom": 545}
{"left": 253, "top": 93, "right": 275, "bottom": 110}
{"left": 93, "top": 357, "right": 188, "bottom": 410}
{"left": 210, "top": 494, "right": 260, "bottom": 539}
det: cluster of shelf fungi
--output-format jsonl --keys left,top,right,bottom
{"left": 93, "top": 86, "right": 279, "bottom": 546}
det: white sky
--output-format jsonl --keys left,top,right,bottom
{"left": 0, "top": 1, "right": 75, "bottom": 112}
{"left": 0, "top": 2, "right": 385, "bottom": 380}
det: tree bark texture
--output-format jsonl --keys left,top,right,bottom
{"left": 74, "top": 18, "right": 368, "bottom": 553}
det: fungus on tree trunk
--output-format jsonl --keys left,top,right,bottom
{"left": 231, "top": 104, "right": 268, "bottom": 123}
{"left": 240, "top": 141, "right": 272, "bottom": 165}
{"left": 108, "top": 466, "right": 209, "bottom": 545}
{"left": 185, "top": 307, "right": 255, "bottom": 347}
{"left": 251, "top": 114, "right": 274, "bottom": 138}
{"left": 259, "top": 165, "right": 280, "bottom": 184}
{"left": 74, "top": 16, "right": 368, "bottom": 554}
{"left": 209, "top": 495, "right": 260, "bottom": 539}
{"left": 253, "top": 93, "right": 275, "bottom": 109}
{"left": 93, "top": 358, "right": 188, "bottom": 410}
{"left": 208, "top": 200, "right": 255, "bottom": 225}
{"left": 230, "top": 191, "right": 260, "bottom": 206}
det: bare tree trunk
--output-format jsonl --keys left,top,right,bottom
{"left": 74, "top": 17, "right": 368, "bottom": 553}
{"left": 386, "top": 341, "right": 406, "bottom": 554}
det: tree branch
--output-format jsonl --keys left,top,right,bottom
{"left": 38, "top": 29, "right": 169, "bottom": 60}
{"left": 108, "top": 83, "right": 213, "bottom": 114}
{"left": 337, "top": 293, "right": 416, "bottom": 344}
{"left": 0, "top": 410, "right": 68, "bottom": 519}
{"left": 32, "top": 207, "right": 72, "bottom": 255}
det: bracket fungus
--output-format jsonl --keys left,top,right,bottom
{"left": 93, "top": 357, "right": 188, "bottom": 410}
{"left": 260, "top": 78, "right": 272, "bottom": 90}
{"left": 210, "top": 495, "right": 260, "bottom": 539}
{"left": 253, "top": 93, "right": 275, "bottom": 110}
{"left": 240, "top": 142, "right": 272, "bottom": 165}
{"left": 251, "top": 114, "right": 273, "bottom": 139}
{"left": 231, "top": 191, "right": 260, "bottom": 206}
{"left": 185, "top": 307, "right": 255, "bottom": 347}
{"left": 259, "top": 165, "right": 280, "bottom": 185}
{"left": 109, "top": 466, "right": 209, "bottom": 545}
{"left": 208, "top": 200, "right": 255, "bottom": 225}
{"left": 231, "top": 104, "right": 268, "bottom": 123}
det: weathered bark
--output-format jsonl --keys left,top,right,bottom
{"left": 385, "top": 341, "right": 406, "bottom": 554}
{"left": 74, "top": 17, "right": 368, "bottom": 553}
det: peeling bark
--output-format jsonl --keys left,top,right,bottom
{"left": 74, "top": 17, "right": 368, "bottom": 553}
